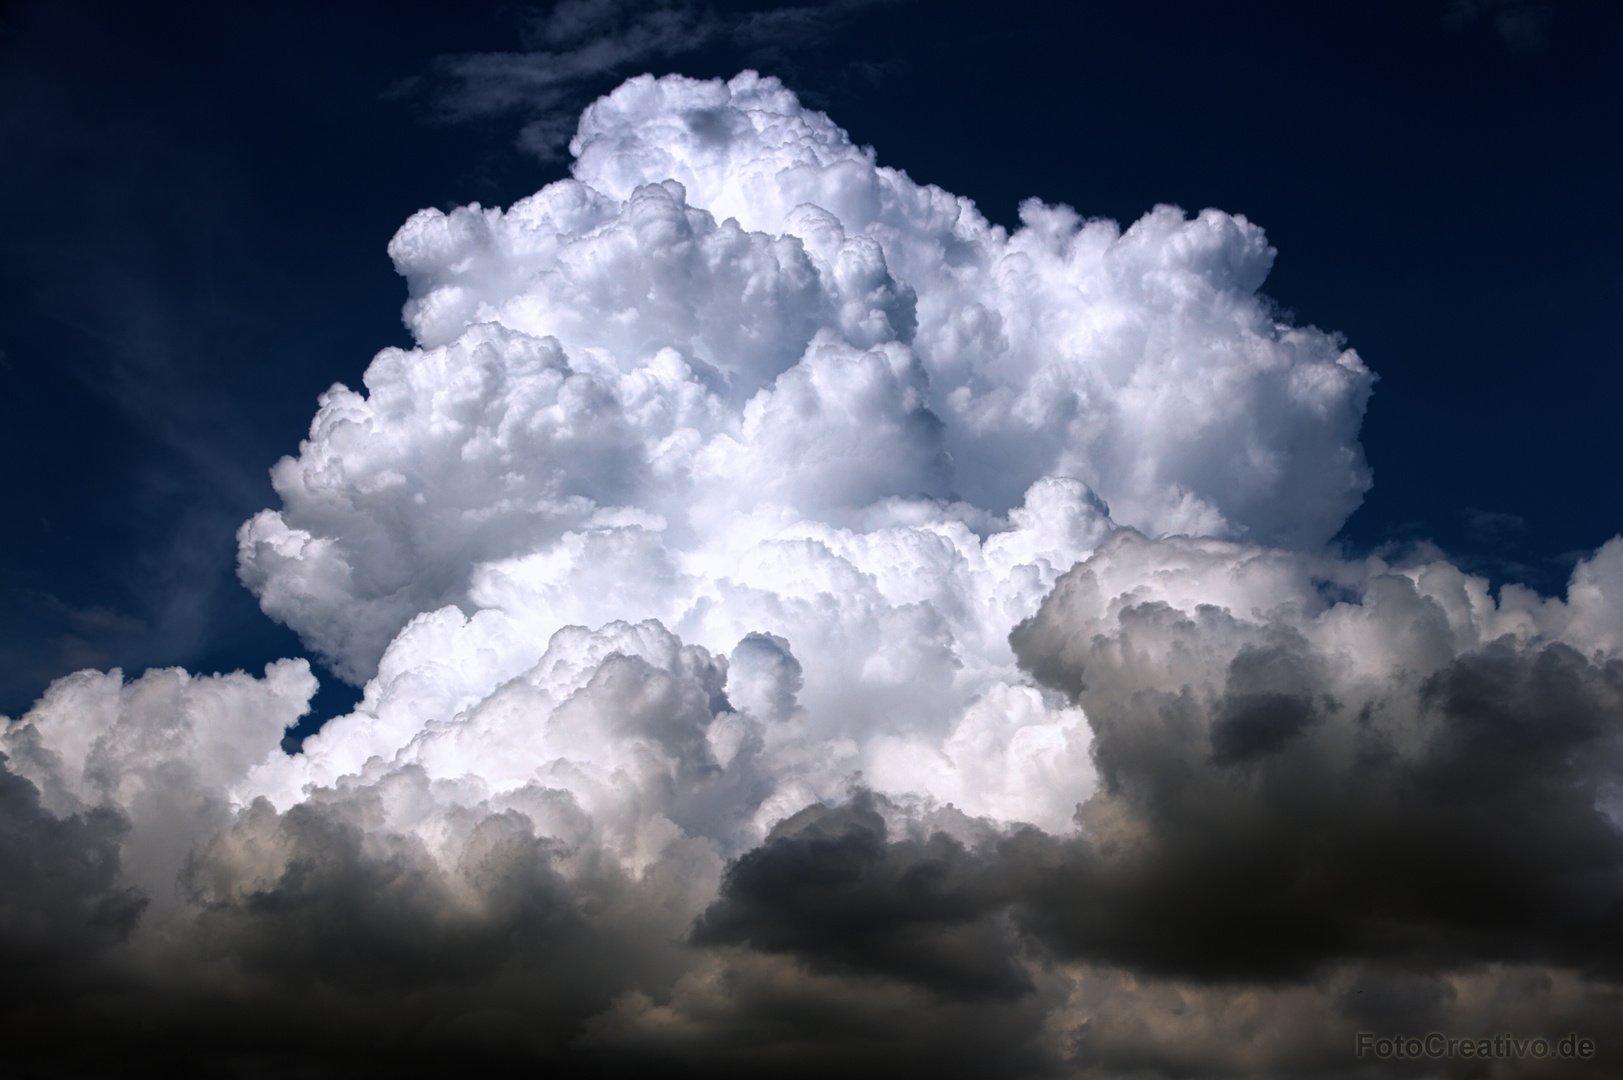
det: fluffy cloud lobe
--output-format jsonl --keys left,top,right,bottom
{"left": 5, "top": 73, "right": 1619, "bottom": 1077}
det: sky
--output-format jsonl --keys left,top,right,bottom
{"left": 1, "top": 1, "right": 1622, "bottom": 1077}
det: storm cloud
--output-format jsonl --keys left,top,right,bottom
{"left": 2, "top": 72, "right": 1618, "bottom": 1077}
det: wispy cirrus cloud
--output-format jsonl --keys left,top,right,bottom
{"left": 422, "top": 0, "right": 904, "bottom": 157}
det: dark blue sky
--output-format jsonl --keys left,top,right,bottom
{"left": 2, "top": 0, "right": 1620, "bottom": 724}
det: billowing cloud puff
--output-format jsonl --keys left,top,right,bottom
{"left": 609, "top": 536, "right": 1623, "bottom": 1075}
{"left": 241, "top": 70, "right": 1371, "bottom": 685}
{"left": 1009, "top": 532, "right": 1623, "bottom": 982}
{"left": 2, "top": 660, "right": 317, "bottom": 910}
{"left": 5, "top": 72, "right": 1620, "bottom": 1077}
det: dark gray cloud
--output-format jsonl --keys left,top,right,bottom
{"left": 645, "top": 535, "right": 1623, "bottom": 1074}
{"left": 0, "top": 757, "right": 143, "bottom": 986}
{"left": 1011, "top": 641, "right": 1623, "bottom": 980}
{"left": 695, "top": 794, "right": 1031, "bottom": 1000}
{"left": 1005, "top": 540, "right": 1623, "bottom": 982}
{"left": 0, "top": 777, "right": 699, "bottom": 1077}
{"left": 0, "top": 760, "right": 151, "bottom": 1077}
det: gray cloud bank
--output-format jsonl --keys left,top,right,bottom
{"left": 3, "top": 73, "right": 1620, "bottom": 1077}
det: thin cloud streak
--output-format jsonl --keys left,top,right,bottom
{"left": 423, "top": 0, "right": 905, "bottom": 157}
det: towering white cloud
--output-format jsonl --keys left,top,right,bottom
{"left": 240, "top": 70, "right": 1372, "bottom": 684}
{"left": 6, "top": 72, "right": 1618, "bottom": 1078}
{"left": 229, "top": 70, "right": 1375, "bottom": 856}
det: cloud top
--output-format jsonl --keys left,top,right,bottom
{"left": 243, "top": 70, "right": 1373, "bottom": 687}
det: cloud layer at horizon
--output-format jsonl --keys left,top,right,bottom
{"left": 3, "top": 72, "right": 1619, "bottom": 1077}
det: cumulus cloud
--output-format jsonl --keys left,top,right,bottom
{"left": 4, "top": 72, "right": 1619, "bottom": 1077}
{"left": 1008, "top": 532, "right": 1623, "bottom": 980}
{"left": 640, "top": 535, "right": 1623, "bottom": 1074}
{"left": 242, "top": 71, "right": 1371, "bottom": 687}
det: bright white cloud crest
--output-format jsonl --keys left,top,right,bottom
{"left": 223, "top": 69, "right": 1377, "bottom": 842}
{"left": 8, "top": 72, "right": 1620, "bottom": 1075}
